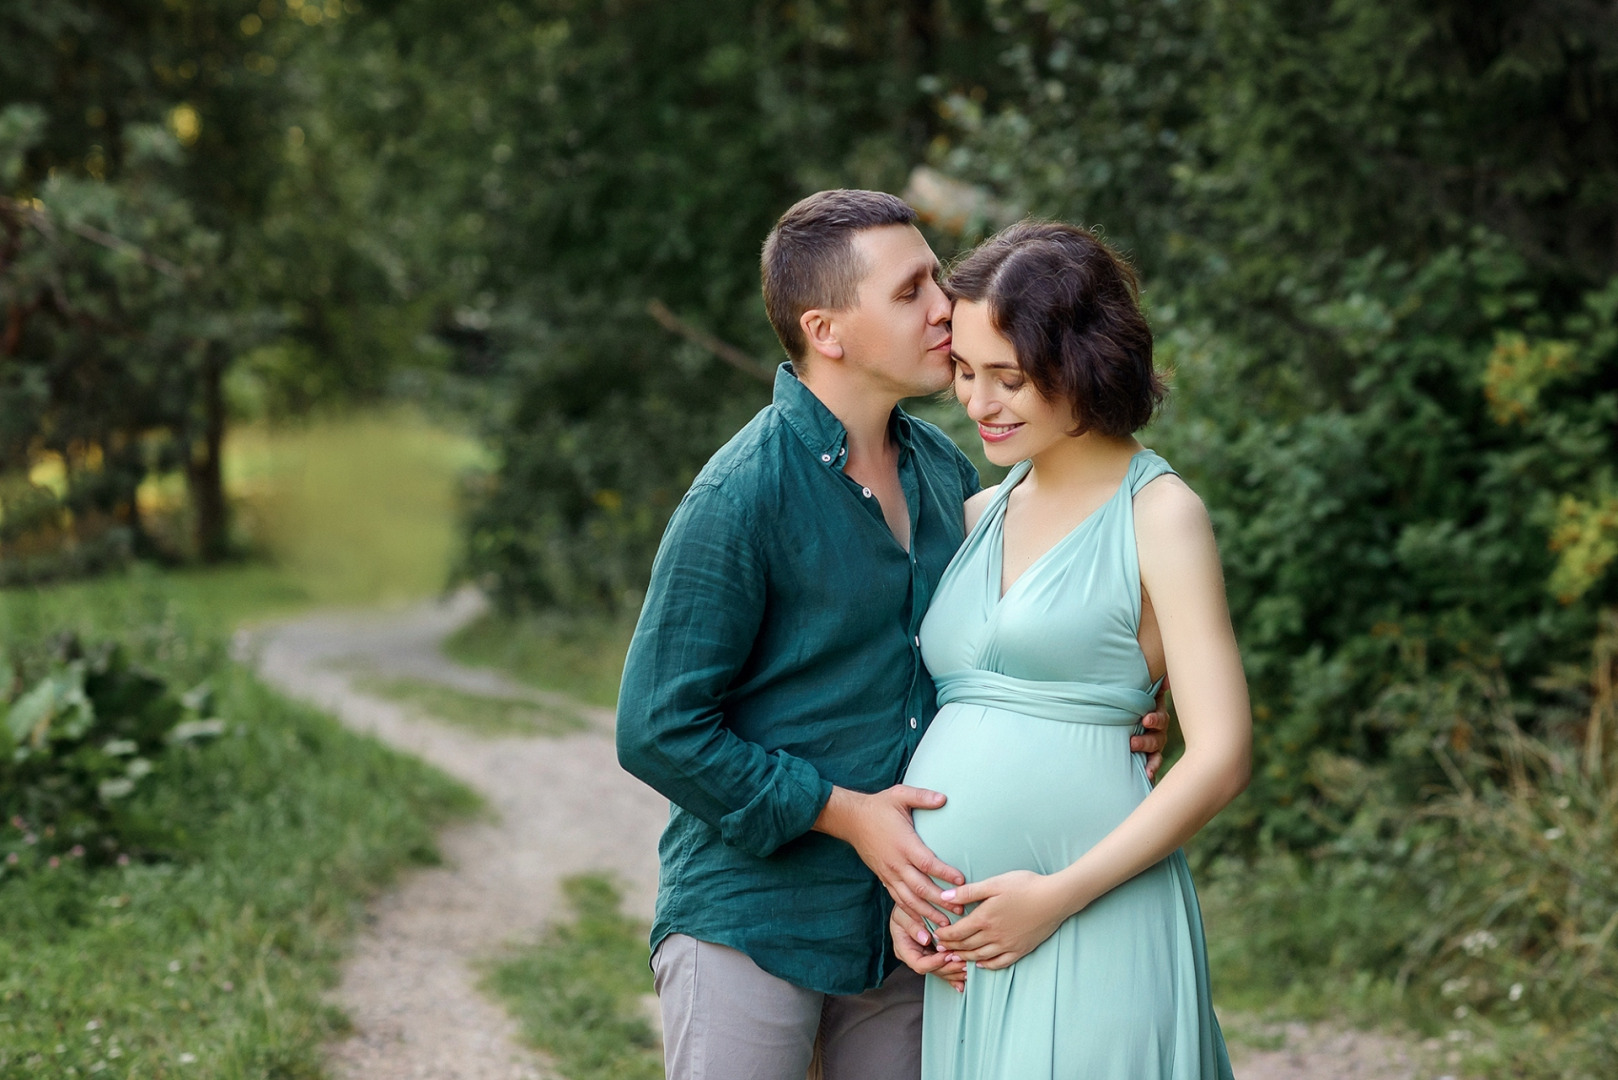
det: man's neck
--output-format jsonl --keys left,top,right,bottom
{"left": 796, "top": 364, "right": 899, "bottom": 462}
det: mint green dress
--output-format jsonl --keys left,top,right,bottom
{"left": 906, "top": 450, "right": 1234, "bottom": 1080}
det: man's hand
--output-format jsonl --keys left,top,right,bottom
{"left": 1130, "top": 676, "right": 1171, "bottom": 782}
{"left": 890, "top": 905, "right": 966, "bottom": 992}
{"left": 931, "top": 870, "right": 1069, "bottom": 970}
{"left": 814, "top": 785, "right": 966, "bottom": 927}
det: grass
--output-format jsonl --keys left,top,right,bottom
{"left": 0, "top": 660, "right": 479, "bottom": 1078}
{"left": 347, "top": 671, "right": 586, "bottom": 737}
{"left": 442, "top": 610, "right": 634, "bottom": 709}
{"left": 481, "top": 875, "right": 662, "bottom": 1080}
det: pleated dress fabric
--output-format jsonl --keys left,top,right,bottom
{"left": 906, "top": 449, "right": 1235, "bottom": 1080}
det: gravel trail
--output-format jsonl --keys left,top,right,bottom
{"left": 243, "top": 588, "right": 1438, "bottom": 1080}
{"left": 245, "top": 589, "right": 666, "bottom": 1080}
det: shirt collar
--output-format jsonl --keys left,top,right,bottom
{"left": 773, "top": 363, "right": 916, "bottom": 472}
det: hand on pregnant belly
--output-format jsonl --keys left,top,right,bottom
{"left": 932, "top": 870, "right": 1072, "bottom": 969}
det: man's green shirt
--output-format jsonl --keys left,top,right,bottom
{"left": 617, "top": 364, "right": 981, "bottom": 995}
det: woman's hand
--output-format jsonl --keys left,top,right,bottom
{"left": 890, "top": 905, "right": 967, "bottom": 992}
{"left": 931, "top": 870, "right": 1073, "bottom": 970}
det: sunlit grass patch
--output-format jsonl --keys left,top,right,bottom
{"left": 348, "top": 671, "right": 586, "bottom": 737}
{"left": 227, "top": 409, "right": 489, "bottom": 611}
{"left": 443, "top": 610, "right": 634, "bottom": 709}
{"left": 482, "top": 875, "right": 661, "bottom": 1080}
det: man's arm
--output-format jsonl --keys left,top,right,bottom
{"left": 617, "top": 480, "right": 966, "bottom": 925}
{"left": 616, "top": 483, "right": 830, "bottom": 858}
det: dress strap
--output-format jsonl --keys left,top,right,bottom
{"left": 971, "top": 459, "right": 1032, "bottom": 536}
{"left": 1128, "top": 449, "right": 1177, "bottom": 495}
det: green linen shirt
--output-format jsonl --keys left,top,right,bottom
{"left": 617, "top": 363, "right": 982, "bottom": 996}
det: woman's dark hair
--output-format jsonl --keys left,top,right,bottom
{"left": 946, "top": 221, "right": 1164, "bottom": 436}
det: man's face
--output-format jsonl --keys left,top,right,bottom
{"left": 831, "top": 225, "right": 954, "bottom": 398}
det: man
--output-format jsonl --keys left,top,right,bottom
{"left": 617, "top": 190, "right": 1167, "bottom": 1080}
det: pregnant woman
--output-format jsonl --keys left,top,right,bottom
{"left": 895, "top": 221, "right": 1250, "bottom": 1079}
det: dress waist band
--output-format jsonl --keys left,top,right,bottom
{"left": 934, "top": 669, "right": 1154, "bottom": 728}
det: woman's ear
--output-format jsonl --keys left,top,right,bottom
{"left": 800, "top": 308, "right": 844, "bottom": 361}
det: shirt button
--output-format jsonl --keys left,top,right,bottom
{"left": 839, "top": 448, "right": 846, "bottom": 456}
{"left": 821, "top": 453, "right": 832, "bottom": 462}
{"left": 909, "top": 717, "right": 918, "bottom": 729}
{"left": 862, "top": 487, "right": 872, "bottom": 498}
{"left": 914, "top": 636, "right": 921, "bottom": 647}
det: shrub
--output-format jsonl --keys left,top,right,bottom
{"left": 1, "top": 634, "right": 220, "bottom": 873}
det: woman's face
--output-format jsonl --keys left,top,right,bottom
{"left": 949, "top": 299, "right": 1072, "bottom": 467}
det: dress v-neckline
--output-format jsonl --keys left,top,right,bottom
{"left": 991, "top": 451, "right": 1146, "bottom": 603}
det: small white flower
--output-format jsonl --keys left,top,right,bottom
{"left": 85, "top": 1019, "right": 101, "bottom": 1031}
{"left": 1544, "top": 827, "right": 1564, "bottom": 840}
{"left": 1460, "top": 929, "right": 1499, "bottom": 956}
{"left": 168, "top": 959, "right": 182, "bottom": 973}
{"left": 179, "top": 1052, "right": 197, "bottom": 1064}
{"left": 1555, "top": 795, "right": 1571, "bottom": 809}
{"left": 1509, "top": 982, "right": 1524, "bottom": 1001}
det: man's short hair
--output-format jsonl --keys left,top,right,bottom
{"left": 761, "top": 190, "right": 917, "bottom": 362}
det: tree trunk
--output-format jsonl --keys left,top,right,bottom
{"left": 188, "top": 341, "right": 229, "bottom": 561}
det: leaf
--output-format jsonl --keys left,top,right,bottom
{"left": 168, "top": 718, "right": 226, "bottom": 743}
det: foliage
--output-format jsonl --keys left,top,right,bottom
{"left": 0, "top": 1, "right": 453, "bottom": 579}
{"left": 1202, "top": 620, "right": 1618, "bottom": 1079}
{"left": 481, "top": 874, "right": 662, "bottom": 1080}
{"left": 1, "top": 634, "right": 222, "bottom": 873}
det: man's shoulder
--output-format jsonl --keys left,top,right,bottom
{"left": 685, "top": 404, "right": 791, "bottom": 503}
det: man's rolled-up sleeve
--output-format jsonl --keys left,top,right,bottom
{"left": 616, "top": 482, "right": 833, "bottom": 858}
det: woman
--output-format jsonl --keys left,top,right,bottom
{"left": 892, "top": 221, "right": 1250, "bottom": 1079}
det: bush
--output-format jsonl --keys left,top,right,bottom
{"left": 1, "top": 634, "right": 221, "bottom": 873}
{"left": 1201, "top": 615, "right": 1618, "bottom": 1079}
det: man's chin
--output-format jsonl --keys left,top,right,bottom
{"left": 907, "top": 358, "right": 955, "bottom": 397}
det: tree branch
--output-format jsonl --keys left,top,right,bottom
{"left": 646, "top": 298, "right": 775, "bottom": 385}
{"left": 0, "top": 195, "right": 188, "bottom": 280}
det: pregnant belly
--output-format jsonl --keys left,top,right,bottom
{"left": 905, "top": 702, "right": 1152, "bottom": 881}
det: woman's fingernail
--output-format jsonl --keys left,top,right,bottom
{"left": 915, "top": 929, "right": 930, "bottom": 945}
{"left": 941, "top": 889, "right": 956, "bottom": 900}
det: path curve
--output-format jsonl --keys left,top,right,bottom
{"left": 243, "top": 589, "right": 1437, "bottom": 1080}
{"left": 244, "top": 589, "right": 667, "bottom": 1080}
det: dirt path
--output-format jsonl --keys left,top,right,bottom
{"left": 246, "top": 589, "right": 667, "bottom": 1080}
{"left": 245, "top": 589, "right": 1440, "bottom": 1080}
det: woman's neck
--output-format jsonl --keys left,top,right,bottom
{"left": 1023, "top": 433, "right": 1143, "bottom": 496}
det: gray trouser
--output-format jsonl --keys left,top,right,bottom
{"left": 652, "top": 933, "right": 924, "bottom": 1080}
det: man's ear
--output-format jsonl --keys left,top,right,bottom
{"left": 800, "top": 308, "right": 844, "bottom": 362}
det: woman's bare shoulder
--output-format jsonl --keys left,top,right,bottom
{"left": 964, "top": 485, "right": 999, "bottom": 534}
{"left": 1133, "top": 472, "right": 1214, "bottom": 545}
